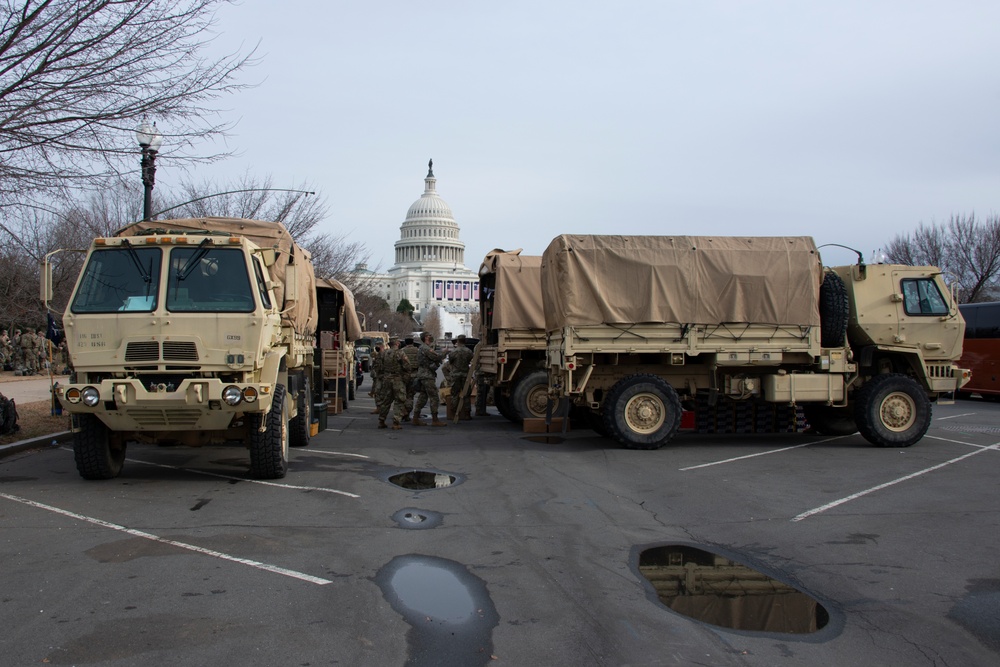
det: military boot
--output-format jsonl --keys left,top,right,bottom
{"left": 411, "top": 415, "right": 426, "bottom": 426}
{"left": 391, "top": 421, "right": 402, "bottom": 430}
{"left": 431, "top": 414, "right": 448, "bottom": 427}
{"left": 377, "top": 419, "right": 387, "bottom": 429}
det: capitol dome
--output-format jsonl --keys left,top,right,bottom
{"left": 393, "top": 159, "right": 465, "bottom": 267}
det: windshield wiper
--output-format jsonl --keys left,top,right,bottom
{"left": 176, "top": 238, "right": 212, "bottom": 281}
{"left": 120, "top": 239, "right": 151, "bottom": 284}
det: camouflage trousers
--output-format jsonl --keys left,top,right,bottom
{"left": 412, "top": 375, "right": 440, "bottom": 415}
{"left": 376, "top": 376, "right": 407, "bottom": 423}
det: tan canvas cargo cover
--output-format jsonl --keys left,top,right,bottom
{"left": 540, "top": 235, "right": 822, "bottom": 330}
{"left": 117, "top": 217, "right": 318, "bottom": 335}
{"left": 318, "top": 277, "right": 363, "bottom": 340}
{"left": 480, "top": 250, "right": 545, "bottom": 331}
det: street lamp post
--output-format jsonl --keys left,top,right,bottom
{"left": 135, "top": 120, "right": 163, "bottom": 221}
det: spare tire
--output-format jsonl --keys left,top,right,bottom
{"left": 820, "top": 271, "right": 850, "bottom": 348}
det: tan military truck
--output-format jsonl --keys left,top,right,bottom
{"left": 542, "top": 235, "right": 970, "bottom": 449}
{"left": 477, "top": 249, "right": 548, "bottom": 422}
{"left": 42, "top": 217, "right": 318, "bottom": 480}
{"left": 316, "top": 278, "right": 363, "bottom": 406}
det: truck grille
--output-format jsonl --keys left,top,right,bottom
{"left": 128, "top": 408, "right": 204, "bottom": 428}
{"left": 163, "top": 341, "right": 199, "bottom": 361}
{"left": 926, "top": 364, "right": 956, "bottom": 378}
{"left": 123, "top": 341, "right": 200, "bottom": 362}
{"left": 124, "top": 341, "right": 159, "bottom": 362}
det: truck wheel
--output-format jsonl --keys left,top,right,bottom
{"left": 820, "top": 271, "right": 850, "bottom": 348}
{"left": 603, "top": 374, "right": 682, "bottom": 449}
{"left": 494, "top": 390, "right": 515, "bottom": 422}
{"left": 804, "top": 404, "right": 858, "bottom": 436}
{"left": 249, "top": 384, "right": 289, "bottom": 478}
{"left": 73, "top": 414, "right": 126, "bottom": 480}
{"left": 511, "top": 371, "right": 549, "bottom": 422}
{"left": 290, "top": 376, "right": 311, "bottom": 448}
{"left": 854, "top": 374, "right": 931, "bottom": 447}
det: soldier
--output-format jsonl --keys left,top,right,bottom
{"left": 375, "top": 338, "right": 410, "bottom": 430}
{"left": 0, "top": 329, "right": 11, "bottom": 369}
{"left": 448, "top": 335, "right": 474, "bottom": 420}
{"left": 36, "top": 329, "right": 48, "bottom": 372}
{"left": 369, "top": 344, "right": 383, "bottom": 413}
{"left": 400, "top": 338, "right": 419, "bottom": 421}
{"left": 58, "top": 340, "right": 71, "bottom": 375}
{"left": 20, "top": 328, "right": 37, "bottom": 375}
{"left": 412, "top": 332, "right": 447, "bottom": 427}
{"left": 12, "top": 329, "right": 22, "bottom": 370}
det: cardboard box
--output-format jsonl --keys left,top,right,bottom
{"left": 328, "top": 397, "right": 343, "bottom": 415}
{"left": 523, "top": 417, "right": 570, "bottom": 434}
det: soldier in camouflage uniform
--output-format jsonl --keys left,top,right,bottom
{"left": 448, "top": 335, "right": 474, "bottom": 420}
{"left": 369, "top": 344, "right": 383, "bottom": 413}
{"left": 20, "top": 329, "right": 37, "bottom": 375}
{"left": 0, "top": 330, "right": 11, "bottom": 369}
{"left": 411, "top": 332, "right": 447, "bottom": 427}
{"left": 375, "top": 338, "right": 410, "bottom": 429}
{"left": 400, "top": 338, "right": 419, "bottom": 421}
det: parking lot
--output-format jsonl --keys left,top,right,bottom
{"left": 1, "top": 393, "right": 998, "bottom": 666}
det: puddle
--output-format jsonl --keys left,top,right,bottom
{"left": 522, "top": 436, "right": 564, "bottom": 444}
{"left": 391, "top": 508, "right": 444, "bottom": 530}
{"left": 375, "top": 555, "right": 499, "bottom": 666}
{"left": 636, "top": 544, "right": 829, "bottom": 634}
{"left": 387, "top": 470, "right": 460, "bottom": 490}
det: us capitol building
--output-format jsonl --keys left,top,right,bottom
{"left": 352, "top": 160, "right": 479, "bottom": 337}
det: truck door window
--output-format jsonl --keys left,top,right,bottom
{"left": 252, "top": 257, "right": 272, "bottom": 309}
{"left": 901, "top": 278, "right": 949, "bottom": 316}
{"left": 166, "top": 247, "right": 255, "bottom": 312}
{"left": 70, "top": 247, "right": 162, "bottom": 313}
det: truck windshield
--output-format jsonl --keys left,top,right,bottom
{"left": 71, "top": 247, "right": 162, "bottom": 313}
{"left": 166, "top": 247, "right": 255, "bottom": 312}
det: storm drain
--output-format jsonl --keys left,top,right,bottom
{"left": 388, "top": 470, "right": 459, "bottom": 490}
{"left": 375, "top": 555, "right": 499, "bottom": 666}
{"left": 637, "top": 545, "right": 829, "bottom": 634}
{"left": 391, "top": 508, "right": 443, "bottom": 530}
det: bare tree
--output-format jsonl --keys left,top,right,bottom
{"left": 164, "top": 174, "right": 374, "bottom": 294}
{"left": 885, "top": 213, "right": 1000, "bottom": 303}
{"left": 0, "top": 0, "right": 256, "bottom": 204}
{"left": 421, "top": 307, "right": 442, "bottom": 341}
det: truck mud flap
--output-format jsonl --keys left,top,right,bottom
{"left": 694, "top": 391, "right": 806, "bottom": 434}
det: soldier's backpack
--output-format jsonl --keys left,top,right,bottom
{"left": 0, "top": 392, "right": 19, "bottom": 435}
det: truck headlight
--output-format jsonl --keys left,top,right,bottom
{"left": 222, "top": 385, "right": 243, "bottom": 406}
{"left": 81, "top": 387, "right": 101, "bottom": 407}
{"left": 242, "top": 387, "right": 258, "bottom": 403}
{"left": 65, "top": 388, "right": 82, "bottom": 404}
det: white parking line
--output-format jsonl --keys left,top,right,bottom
{"left": 679, "top": 436, "right": 849, "bottom": 471}
{"left": 124, "top": 457, "right": 361, "bottom": 498}
{"left": 791, "top": 442, "right": 1000, "bottom": 522}
{"left": 0, "top": 492, "right": 333, "bottom": 586}
{"left": 56, "top": 447, "right": 362, "bottom": 497}
{"left": 300, "top": 449, "right": 370, "bottom": 459}
{"left": 936, "top": 412, "right": 977, "bottom": 421}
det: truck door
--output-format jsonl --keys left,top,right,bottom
{"left": 893, "top": 271, "right": 963, "bottom": 359}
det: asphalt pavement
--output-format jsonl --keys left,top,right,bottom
{"left": 1, "top": 391, "right": 999, "bottom": 666}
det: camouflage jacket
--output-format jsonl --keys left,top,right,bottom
{"left": 416, "top": 343, "right": 442, "bottom": 380}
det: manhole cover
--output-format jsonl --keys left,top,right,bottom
{"left": 636, "top": 544, "right": 829, "bottom": 634}
{"left": 391, "top": 508, "right": 443, "bottom": 530}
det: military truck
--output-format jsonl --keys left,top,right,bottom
{"left": 317, "top": 278, "right": 363, "bottom": 405}
{"left": 42, "top": 217, "right": 318, "bottom": 480}
{"left": 542, "top": 235, "right": 970, "bottom": 449}
{"left": 477, "top": 249, "right": 548, "bottom": 422}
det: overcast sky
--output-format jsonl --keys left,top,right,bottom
{"left": 166, "top": 0, "right": 1000, "bottom": 270}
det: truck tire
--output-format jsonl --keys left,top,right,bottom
{"left": 511, "top": 371, "right": 549, "bottom": 422}
{"left": 249, "top": 383, "right": 289, "bottom": 478}
{"left": 853, "top": 374, "right": 931, "bottom": 447}
{"left": 820, "top": 271, "right": 850, "bottom": 348}
{"left": 73, "top": 414, "right": 126, "bottom": 480}
{"left": 494, "top": 390, "right": 515, "bottom": 422}
{"left": 603, "top": 374, "right": 682, "bottom": 449}
{"left": 804, "top": 404, "right": 858, "bottom": 436}
{"left": 290, "top": 376, "right": 311, "bottom": 448}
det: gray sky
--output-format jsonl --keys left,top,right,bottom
{"left": 169, "top": 0, "right": 1000, "bottom": 270}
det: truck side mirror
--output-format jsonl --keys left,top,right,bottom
{"left": 259, "top": 248, "right": 276, "bottom": 267}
